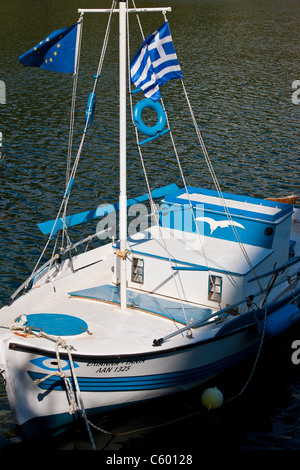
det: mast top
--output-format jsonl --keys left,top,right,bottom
{"left": 78, "top": 7, "right": 172, "bottom": 13}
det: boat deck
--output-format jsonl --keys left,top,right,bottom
{"left": 0, "top": 205, "right": 298, "bottom": 360}
{"left": 0, "top": 277, "right": 218, "bottom": 358}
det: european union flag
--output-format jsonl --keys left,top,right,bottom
{"left": 130, "top": 21, "right": 182, "bottom": 102}
{"left": 19, "top": 23, "right": 78, "bottom": 73}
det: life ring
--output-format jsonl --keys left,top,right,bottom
{"left": 133, "top": 98, "right": 166, "bottom": 137}
{"left": 85, "top": 92, "right": 96, "bottom": 130}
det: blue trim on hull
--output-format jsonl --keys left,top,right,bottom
{"left": 27, "top": 342, "right": 258, "bottom": 392}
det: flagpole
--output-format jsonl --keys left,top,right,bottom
{"left": 74, "top": 15, "right": 83, "bottom": 73}
{"left": 119, "top": 0, "right": 127, "bottom": 311}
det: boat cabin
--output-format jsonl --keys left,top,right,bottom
{"left": 114, "top": 186, "right": 294, "bottom": 313}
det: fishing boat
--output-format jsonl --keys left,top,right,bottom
{"left": 0, "top": 1, "right": 300, "bottom": 444}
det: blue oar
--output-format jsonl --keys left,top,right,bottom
{"left": 38, "top": 183, "right": 179, "bottom": 237}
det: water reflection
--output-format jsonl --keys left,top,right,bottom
{"left": 0, "top": 0, "right": 299, "bottom": 451}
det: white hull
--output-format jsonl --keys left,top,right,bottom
{"left": 2, "top": 3, "right": 300, "bottom": 443}
{"left": 0, "top": 234, "right": 299, "bottom": 438}
{"left": 2, "top": 312, "right": 260, "bottom": 438}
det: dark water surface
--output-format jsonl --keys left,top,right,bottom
{"left": 0, "top": 0, "right": 300, "bottom": 454}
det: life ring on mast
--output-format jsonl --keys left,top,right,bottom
{"left": 133, "top": 99, "right": 166, "bottom": 137}
{"left": 85, "top": 92, "right": 96, "bottom": 130}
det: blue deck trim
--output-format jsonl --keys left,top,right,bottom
{"left": 172, "top": 266, "right": 208, "bottom": 271}
{"left": 163, "top": 186, "right": 293, "bottom": 223}
{"left": 69, "top": 284, "right": 212, "bottom": 325}
{"left": 38, "top": 183, "right": 179, "bottom": 236}
{"left": 116, "top": 244, "right": 272, "bottom": 277}
{"left": 160, "top": 185, "right": 294, "bottom": 248}
{"left": 130, "top": 247, "right": 244, "bottom": 275}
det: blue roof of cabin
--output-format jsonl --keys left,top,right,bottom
{"left": 163, "top": 186, "right": 293, "bottom": 223}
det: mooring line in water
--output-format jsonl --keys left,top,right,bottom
{"left": 224, "top": 301, "right": 268, "bottom": 405}
{"left": 87, "top": 408, "right": 207, "bottom": 437}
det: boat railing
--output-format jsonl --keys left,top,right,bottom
{"left": 247, "top": 256, "right": 300, "bottom": 283}
{"left": 6, "top": 228, "right": 112, "bottom": 305}
{"left": 153, "top": 262, "right": 300, "bottom": 346}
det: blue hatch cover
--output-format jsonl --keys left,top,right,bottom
{"left": 18, "top": 313, "right": 88, "bottom": 336}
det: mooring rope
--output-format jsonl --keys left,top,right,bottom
{"left": 36, "top": 334, "right": 97, "bottom": 450}
{"left": 87, "top": 407, "right": 207, "bottom": 437}
{"left": 6, "top": 315, "right": 97, "bottom": 450}
{"left": 224, "top": 300, "right": 268, "bottom": 404}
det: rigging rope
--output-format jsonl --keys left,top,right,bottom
{"left": 26, "top": 0, "right": 262, "bottom": 305}
{"left": 27, "top": 1, "right": 117, "bottom": 284}
{"left": 66, "top": 13, "right": 84, "bottom": 185}
{"left": 61, "top": 1, "right": 116, "bottom": 243}
{"left": 128, "top": 2, "right": 194, "bottom": 328}
{"left": 128, "top": 3, "right": 227, "bottom": 318}
{"left": 129, "top": 2, "right": 262, "bottom": 296}
{"left": 180, "top": 79, "right": 263, "bottom": 291}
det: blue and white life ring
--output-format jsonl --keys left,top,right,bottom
{"left": 133, "top": 98, "right": 166, "bottom": 137}
{"left": 85, "top": 92, "right": 96, "bottom": 130}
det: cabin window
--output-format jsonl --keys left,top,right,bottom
{"left": 131, "top": 257, "right": 144, "bottom": 284}
{"left": 208, "top": 275, "right": 222, "bottom": 302}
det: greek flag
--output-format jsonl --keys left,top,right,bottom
{"left": 130, "top": 22, "right": 183, "bottom": 102}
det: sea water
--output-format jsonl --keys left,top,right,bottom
{"left": 0, "top": 0, "right": 299, "bottom": 452}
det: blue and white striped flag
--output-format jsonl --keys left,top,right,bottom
{"left": 130, "top": 22, "right": 183, "bottom": 102}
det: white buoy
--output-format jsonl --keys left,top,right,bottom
{"left": 201, "top": 387, "right": 223, "bottom": 410}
